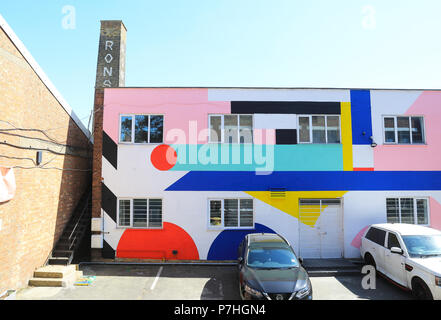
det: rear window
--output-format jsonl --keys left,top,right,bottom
{"left": 365, "top": 227, "right": 386, "bottom": 246}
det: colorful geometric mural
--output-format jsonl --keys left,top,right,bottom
{"left": 97, "top": 87, "right": 441, "bottom": 260}
{"left": 116, "top": 222, "right": 199, "bottom": 260}
{"left": 207, "top": 223, "right": 276, "bottom": 260}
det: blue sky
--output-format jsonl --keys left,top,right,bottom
{"left": 1, "top": 0, "right": 441, "bottom": 129}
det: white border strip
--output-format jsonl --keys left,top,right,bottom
{"left": 0, "top": 14, "right": 91, "bottom": 140}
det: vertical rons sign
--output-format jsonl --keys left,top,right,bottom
{"left": 95, "top": 20, "right": 127, "bottom": 88}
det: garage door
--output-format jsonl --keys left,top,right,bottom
{"left": 299, "top": 199, "right": 343, "bottom": 259}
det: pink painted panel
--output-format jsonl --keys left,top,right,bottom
{"left": 253, "top": 129, "right": 276, "bottom": 145}
{"left": 430, "top": 197, "right": 441, "bottom": 231}
{"left": 350, "top": 225, "right": 369, "bottom": 249}
{"left": 374, "top": 91, "right": 441, "bottom": 170}
{"left": 103, "top": 88, "right": 230, "bottom": 144}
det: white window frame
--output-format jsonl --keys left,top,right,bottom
{"left": 382, "top": 115, "right": 426, "bottom": 145}
{"left": 297, "top": 114, "right": 341, "bottom": 144}
{"left": 116, "top": 198, "right": 163, "bottom": 229}
{"left": 207, "top": 198, "right": 255, "bottom": 230}
{"left": 208, "top": 114, "right": 254, "bottom": 144}
{"left": 385, "top": 197, "right": 430, "bottom": 226}
{"left": 119, "top": 114, "right": 164, "bottom": 144}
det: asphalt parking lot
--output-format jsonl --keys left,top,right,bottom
{"left": 16, "top": 264, "right": 413, "bottom": 300}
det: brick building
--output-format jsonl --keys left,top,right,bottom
{"left": 0, "top": 14, "right": 91, "bottom": 294}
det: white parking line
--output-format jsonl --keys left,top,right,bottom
{"left": 150, "top": 266, "right": 163, "bottom": 290}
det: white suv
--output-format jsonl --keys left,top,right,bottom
{"left": 360, "top": 223, "right": 441, "bottom": 300}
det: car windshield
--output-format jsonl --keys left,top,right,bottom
{"left": 402, "top": 235, "right": 441, "bottom": 258}
{"left": 246, "top": 246, "right": 299, "bottom": 269}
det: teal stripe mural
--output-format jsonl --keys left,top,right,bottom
{"left": 169, "top": 144, "right": 343, "bottom": 171}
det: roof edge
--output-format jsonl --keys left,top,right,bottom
{"left": 0, "top": 14, "right": 91, "bottom": 141}
{"left": 102, "top": 86, "right": 441, "bottom": 91}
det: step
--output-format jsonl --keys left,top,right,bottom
{"left": 51, "top": 250, "right": 74, "bottom": 258}
{"left": 29, "top": 271, "right": 77, "bottom": 287}
{"left": 48, "top": 257, "right": 71, "bottom": 266}
{"left": 33, "top": 265, "right": 76, "bottom": 278}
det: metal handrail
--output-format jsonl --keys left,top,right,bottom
{"left": 67, "top": 193, "right": 91, "bottom": 247}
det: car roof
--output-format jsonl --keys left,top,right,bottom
{"left": 247, "top": 233, "right": 286, "bottom": 244}
{"left": 371, "top": 223, "right": 441, "bottom": 236}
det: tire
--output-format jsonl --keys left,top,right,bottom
{"left": 412, "top": 278, "right": 433, "bottom": 300}
{"left": 364, "top": 253, "right": 376, "bottom": 270}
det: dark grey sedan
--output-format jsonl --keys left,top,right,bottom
{"left": 237, "top": 233, "right": 312, "bottom": 300}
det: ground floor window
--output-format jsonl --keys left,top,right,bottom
{"left": 386, "top": 197, "right": 429, "bottom": 225}
{"left": 209, "top": 198, "right": 254, "bottom": 228}
{"left": 117, "top": 198, "right": 162, "bottom": 228}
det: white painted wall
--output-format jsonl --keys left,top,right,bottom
{"left": 208, "top": 88, "right": 351, "bottom": 102}
{"left": 370, "top": 90, "right": 422, "bottom": 146}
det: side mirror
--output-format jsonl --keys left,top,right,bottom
{"left": 238, "top": 257, "right": 244, "bottom": 264}
{"left": 390, "top": 247, "right": 403, "bottom": 254}
{"left": 298, "top": 257, "right": 303, "bottom": 265}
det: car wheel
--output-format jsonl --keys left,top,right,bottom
{"left": 412, "top": 278, "right": 433, "bottom": 300}
{"left": 364, "top": 253, "right": 376, "bottom": 270}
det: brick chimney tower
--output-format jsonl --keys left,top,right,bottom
{"left": 91, "top": 20, "right": 126, "bottom": 260}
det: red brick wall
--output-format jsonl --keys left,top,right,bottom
{"left": 0, "top": 28, "right": 91, "bottom": 293}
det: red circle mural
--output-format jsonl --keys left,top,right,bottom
{"left": 150, "top": 144, "right": 177, "bottom": 171}
{"left": 116, "top": 222, "right": 199, "bottom": 260}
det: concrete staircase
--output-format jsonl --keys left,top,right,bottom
{"left": 28, "top": 265, "right": 83, "bottom": 287}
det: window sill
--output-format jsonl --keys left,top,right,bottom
{"left": 383, "top": 143, "right": 427, "bottom": 146}
{"left": 207, "top": 226, "right": 255, "bottom": 231}
{"left": 118, "top": 142, "right": 164, "bottom": 145}
{"left": 116, "top": 226, "right": 164, "bottom": 230}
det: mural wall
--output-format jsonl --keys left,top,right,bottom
{"left": 93, "top": 88, "right": 441, "bottom": 260}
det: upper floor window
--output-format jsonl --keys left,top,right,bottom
{"left": 298, "top": 115, "right": 341, "bottom": 144}
{"left": 118, "top": 198, "right": 163, "bottom": 228}
{"left": 386, "top": 197, "right": 429, "bottom": 225}
{"left": 209, "top": 114, "right": 253, "bottom": 143}
{"left": 383, "top": 116, "right": 425, "bottom": 144}
{"left": 119, "top": 114, "right": 164, "bottom": 144}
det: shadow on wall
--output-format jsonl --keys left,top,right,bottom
{"left": 52, "top": 118, "right": 92, "bottom": 254}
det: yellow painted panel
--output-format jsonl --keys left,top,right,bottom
{"left": 245, "top": 191, "right": 347, "bottom": 226}
{"left": 340, "top": 102, "right": 353, "bottom": 171}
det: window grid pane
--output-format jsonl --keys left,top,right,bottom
{"left": 416, "top": 199, "right": 428, "bottom": 225}
{"left": 134, "top": 115, "right": 149, "bottom": 143}
{"left": 239, "top": 115, "right": 253, "bottom": 144}
{"left": 312, "top": 116, "right": 326, "bottom": 143}
{"left": 210, "top": 116, "right": 222, "bottom": 143}
{"left": 149, "top": 115, "right": 164, "bottom": 143}
{"left": 326, "top": 116, "right": 340, "bottom": 143}
{"left": 149, "top": 199, "right": 162, "bottom": 227}
{"left": 210, "top": 200, "right": 222, "bottom": 226}
{"left": 224, "top": 115, "right": 238, "bottom": 143}
{"left": 120, "top": 116, "right": 132, "bottom": 142}
{"left": 386, "top": 198, "right": 400, "bottom": 223}
{"left": 384, "top": 117, "right": 396, "bottom": 143}
{"left": 133, "top": 199, "right": 148, "bottom": 227}
{"left": 224, "top": 199, "right": 239, "bottom": 227}
{"left": 397, "top": 117, "right": 411, "bottom": 144}
{"left": 411, "top": 117, "right": 424, "bottom": 144}
{"left": 298, "top": 117, "right": 310, "bottom": 143}
{"left": 119, "top": 200, "right": 131, "bottom": 226}
{"left": 400, "top": 198, "right": 414, "bottom": 224}
{"left": 239, "top": 199, "right": 253, "bottom": 227}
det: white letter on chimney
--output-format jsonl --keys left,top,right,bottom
{"left": 104, "top": 67, "right": 113, "bottom": 77}
{"left": 105, "top": 41, "right": 114, "bottom": 51}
